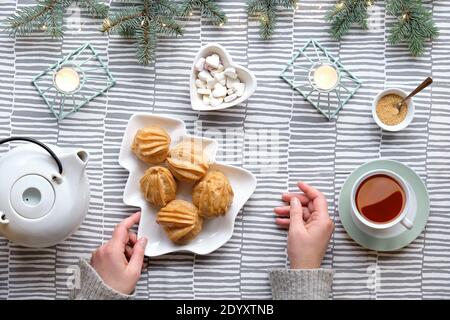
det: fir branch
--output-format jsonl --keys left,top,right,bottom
{"left": 102, "top": 0, "right": 184, "bottom": 65}
{"left": 5, "top": 0, "right": 60, "bottom": 37}
{"left": 386, "top": 0, "right": 439, "bottom": 56}
{"left": 100, "top": 7, "right": 142, "bottom": 34}
{"left": 151, "top": 0, "right": 181, "bottom": 17}
{"left": 77, "top": 0, "right": 109, "bottom": 18}
{"left": 154, "top": 17, "right": 184, "bottom": 36}
{"left": 136, "top": 20, "right": 157, "bottom": 65}
{"left": 180, "top": 0, "right": 227, "bottom": 26}
{"left": 4, "top": 0, "right": 110, "bottom": 38}
{"left": 43, "top": 4, "right": 65, "bottom": 38}
{"left": 325, "top": 0, "right": 373, "bottom": 40}
{"left": 247, "top": 0, "right": 298, "bottom": 40}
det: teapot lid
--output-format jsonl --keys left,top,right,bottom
{"left": 10, "top": 174, "right": 55, "bottom": 219}
{"left": 0, "top": 137, "right": 62, "bottom": 221}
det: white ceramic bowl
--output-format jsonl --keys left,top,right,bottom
{"left": 372, "top": 88, "right": 415, "bottom": 132}
{"left": 190, "top": 43, "right": 257, "bottom": 111}
{"left": 119, "top": 113, "right": 257, "bottom": 256}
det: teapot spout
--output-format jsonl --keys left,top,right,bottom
{"left": 75, "top": 150, "right": 89, "bottom": 167}
{"left": 59, "top": 149, "right": 90, "bottom": 175}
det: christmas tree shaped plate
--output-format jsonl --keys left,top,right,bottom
{"left": 119, "top": 113, "right": 257, "bottom": 256}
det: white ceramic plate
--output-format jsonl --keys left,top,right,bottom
{"left": 190, "top": 43, "right": 257, "bottom": 111}
{"left": 119, "top": 113, "right": 257, "bottom": 256}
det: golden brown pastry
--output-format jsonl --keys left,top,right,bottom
{"left": 193, "top": 170, "right": 234, "bottom": 218}
{"left": 131, "top": 126, "right": 171, "bottom": 164}
{"left": 140, "top": 166, "right": 177, "bottom": 207}
{"left": 156, "top": 200, "right": 203, "bottom": 245}
{"left": 167, "top": 139, "right": 209, "bottom": 183}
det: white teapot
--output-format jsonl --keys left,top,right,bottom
{"left": 0, "top": 137, "right": 90, "bottom": 247}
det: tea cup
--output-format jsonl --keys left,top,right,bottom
{"left": 350, "top": 169, "right": 413, "bottom": 230}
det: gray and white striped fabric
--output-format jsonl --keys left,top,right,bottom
{"left": 0, "top": 0, "right": 449, "bottom": 299}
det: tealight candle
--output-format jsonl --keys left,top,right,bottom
{"left": 54, "top": 67, "right": 80, "bottom": 93}
{"left": 313, "top": 64, "right": 339, "bottom": 91}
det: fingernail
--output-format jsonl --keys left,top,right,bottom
{"left": 139, "top": 237, "right": 148, "bottom": 247}
{"left": 290, "top": 197, "right": 299, "bottom": 206}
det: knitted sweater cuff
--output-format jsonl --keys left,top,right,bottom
{"left": 269, "top": 268, "right": 333, "bottom": 300}
{"left": 71, "top": 257, "right": 135, "bottom": 300}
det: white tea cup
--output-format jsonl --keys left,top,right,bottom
{"left": 351, "top": 169, "right": 413, "bottom": 230}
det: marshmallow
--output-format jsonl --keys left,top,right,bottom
{"left": 210, "top": 96, "right": 223, "bottom": 107}
{"left": 224, "top": 67, "right": 238, "bottom": 79}
{"left": 205, "top": 54, "right": 220, "bottom": 69}
{"left": 212, "top": 83, "right": 227, "bottom": 98}
{"left": 196, "top": 79, "right": 206, "bottom": 88}
{"left": 226, "top": 77, "right": 240, "bottom": 89}
{"left": 198, "top": 70, "right": 212, "bottom": 82}
{"left": 232, "top": 82, "right": 245, "bottom": 97}
{"left": 195, "top": 58, "right": 205, "bottom": 72}
{"left": 195, "top": 54, "right": 244, "bottom": 108}
{"left": 206, "top": 78, "right": 217, "bottom": 89}
{"left": 197, "top": 88, "right": 211, "bottom": 95}
{"left": 214, "top": 72, "right": 225, "bottom": 82}
{"left": 215, "top": 72, "right": 226, "bottom": 86}
{"left": 224, "top": 94, "right": 238, "bottom": 103}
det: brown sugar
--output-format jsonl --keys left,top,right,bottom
{"left": 376, "top": 94, "right": 408, "bottom": 126}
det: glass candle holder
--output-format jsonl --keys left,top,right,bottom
{"left": 309, "top": 62, "right": 341, "bottom": 92}
{"left": 53, "top": 64, "right": 85, "bottom": 95}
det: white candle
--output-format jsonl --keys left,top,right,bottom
{"left": 54, "top": 67, "right": 80, "bottom": 93}
{"left": 313, "top": 65, "right": 338, "bottom": 91}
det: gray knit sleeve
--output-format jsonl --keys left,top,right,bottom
{"left": 269, "top": 269, "right": 333, "bottom": 300}
{"left": 70, "top": 257, "right": 135, "bottom": 300}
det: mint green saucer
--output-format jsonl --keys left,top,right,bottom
{"left": 339, "top": 159, "right": 430, "bottom": 251}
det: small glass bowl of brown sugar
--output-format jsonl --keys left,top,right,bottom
{"left": 372, "top": 88, "right": 415, "bottom": 132}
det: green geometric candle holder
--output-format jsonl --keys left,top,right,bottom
{"left": 280, "top": 39, "right": 362, "bottom": 120}
{"left": 32, "top": 43, "right": 116, "bottom": 121}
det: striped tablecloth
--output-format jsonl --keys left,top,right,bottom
{"left": 0, "top": 0, "right": 449, "bottom": 300}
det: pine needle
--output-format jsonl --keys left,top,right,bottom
{"left": 325, "top": 0, "right": 372, "bottom": 40}
{"left": 325, "top": 0, "right": 438, "bottom": 56}
{"left": 247, "top": 0, "right": 298, "bottom": 40}
{"left": 4, "top": 0, "right": 108, "bottom": 39}
{"left": 386, "top": 0, "right": 439, "bottom": 56}
{"left": 101, "top": 0, "right": 184, "bottom": 65}
{"left": 180, "top": 0, "right": 227, "bottom": 26}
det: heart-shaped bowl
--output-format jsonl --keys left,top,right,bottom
{"left": 119, "top": 113, "right": 257, "bottom": 256}
{"left": 190, "top": 43, "right": 257, "bottom": 111}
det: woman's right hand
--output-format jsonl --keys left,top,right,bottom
{"left": 275, "top": 182, "right": 334, "bottom": 269}
{"left": 90, "top": 212, "right": 147, "bottom": 294}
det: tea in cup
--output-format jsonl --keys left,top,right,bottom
{"left": 351, "top": 169, "right": 413, "bottom": 230}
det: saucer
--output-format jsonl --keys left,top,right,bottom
{"left": 339, "top": 159, "right": 430, "bottom": 251}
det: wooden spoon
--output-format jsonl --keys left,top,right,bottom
{"left": 393, "top": 77, "right": 433, "bottom": 114}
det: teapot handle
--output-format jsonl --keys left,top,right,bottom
{"left": 0, "top": 137, "right": 63, "bottom": 174}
